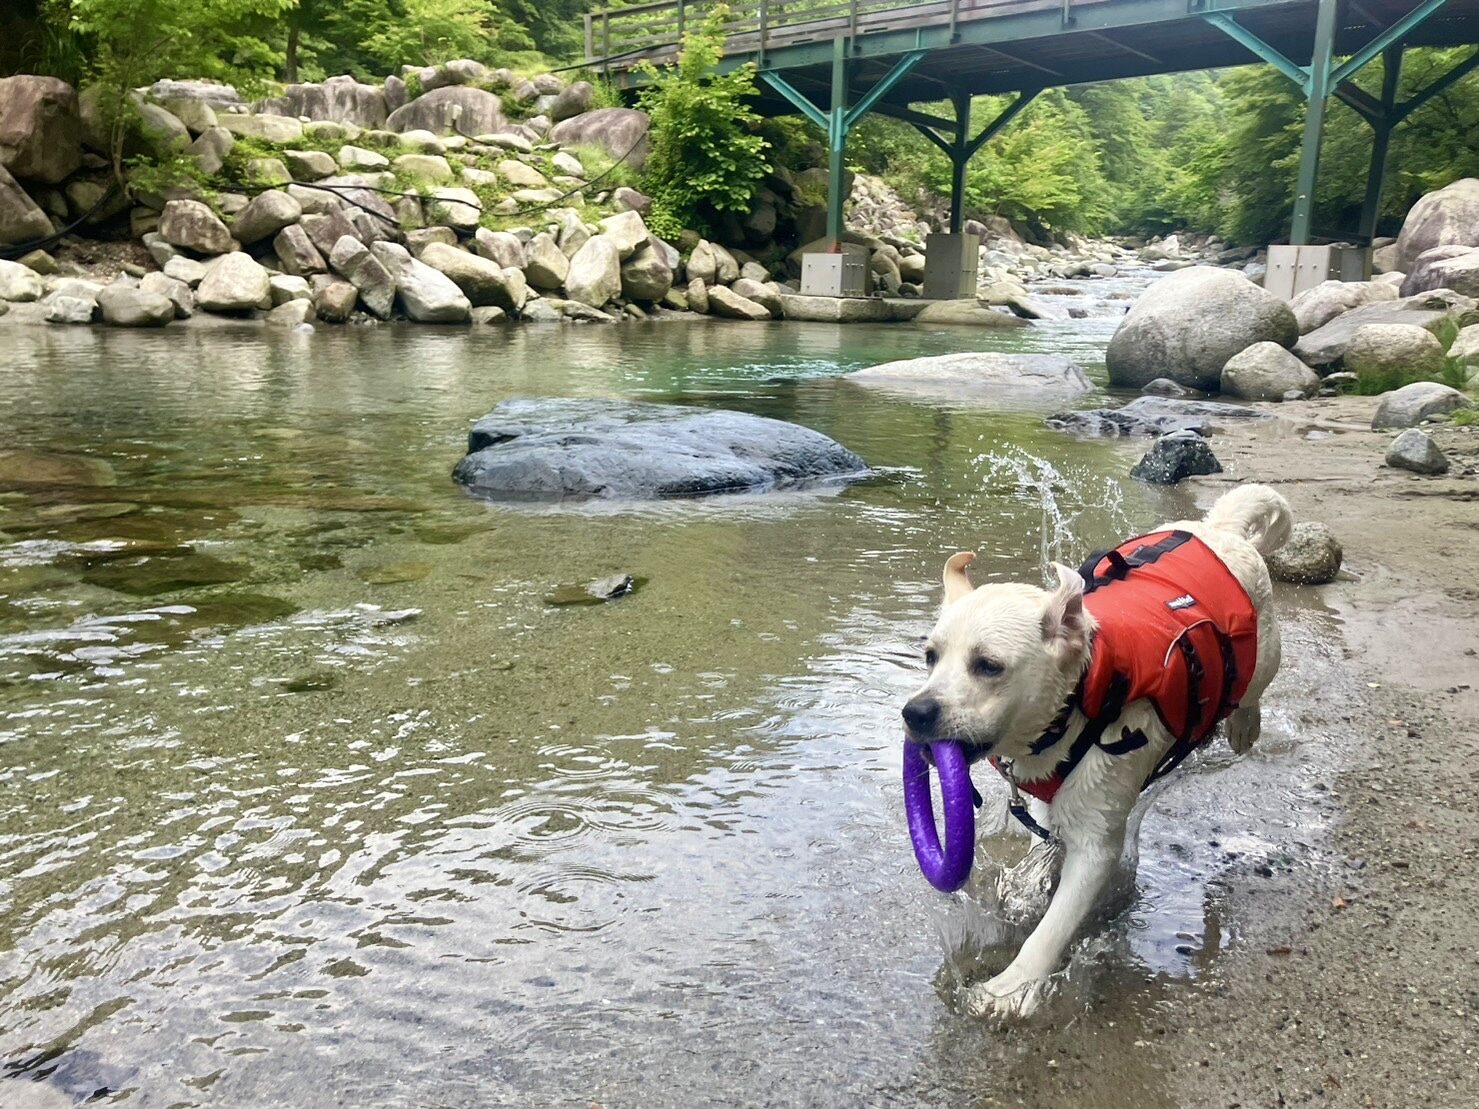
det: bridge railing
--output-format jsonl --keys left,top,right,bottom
{"left": 583, "top": 0, "right": 983, "bottom": 68}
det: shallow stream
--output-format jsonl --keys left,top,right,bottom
{"left": 0, "top": 276, "right": 1352, "bottom": 1106}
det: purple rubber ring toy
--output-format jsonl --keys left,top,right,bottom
{"left": 902, "top": 740, "right": 975, "bottom": 892}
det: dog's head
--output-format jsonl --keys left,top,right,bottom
{"left": 901, "top": 552, "right": 1094, "bottom": 761}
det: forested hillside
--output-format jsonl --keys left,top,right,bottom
{"left": 6, "top": 0, "right": 1479, "bottom": 244}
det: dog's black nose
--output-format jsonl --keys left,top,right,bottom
{"left": 902, "top": 696, "right": 941, "bottom": 735}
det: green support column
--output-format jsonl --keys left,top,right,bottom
{"left": 948, "top": 92, "right": 971, "bottom": 234}
{"left": 1359, "top": 46, "right": 1404, "bottom": 242}
{"left": 826, "top": 36, "right": 848, "bottom": 249}
{"left": 1290, "top": 0, "right": 1339, "bottom": 245}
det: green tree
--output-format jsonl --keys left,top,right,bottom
{"left": 636, "top": 5, "right": 770, "bottom": 238}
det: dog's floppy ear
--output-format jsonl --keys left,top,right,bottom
{"left": 1042, "top": 562, "right": 1089, "bottom": 659}
{"left": 942, "top": 552, "right": 977, "bottom": 605}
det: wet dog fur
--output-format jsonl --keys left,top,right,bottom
{"left": 903, "top": 484, "right": 1292, "bottom": 1021}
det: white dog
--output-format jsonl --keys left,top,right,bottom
{"left": 903, "top": 483, "right": 1292, "bottom": 1021}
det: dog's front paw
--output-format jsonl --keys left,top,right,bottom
{"left": 963, "top": 970, "right": 1052, "bottom": 1023}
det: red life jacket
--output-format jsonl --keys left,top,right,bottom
{"left": 994, "top": 530, "right": 1259, "bottom": 807}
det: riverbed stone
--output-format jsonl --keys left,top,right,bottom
{"left": 266, "top": 298, "right": 316, "bottom": 327}
{"left": 1385, "top": 428, "right": 1449, "bottom": 474}
{"left": 258, "top": 76, "right": 387, "bottom": 129}
{"left": 159, "top": 198, "right": 233, "bottom": 256}
{"left": 850, "top": 352, "right": 1092, "bottom": 406}
{"left": 338, "top": 144, "right": 389, "bottom": 171}
{"left": 912, "top": 299, "right": 1029, "bottom": 328}
{"left": 453, "top": 399, "right": 869, "bottom": 501}
{"left": 268, "top": 273, "right": 311, "bottom": 305}
{"left": 548, "top": 108, "right": 650, "bottom": 169}
{"left": 1108, "top": 267, "right": 1298, "bottom": 390}
{"left": 1220, "top": 341, "right": 1321, "bottom": 400}
{"left": 284, "top": 149, "right": 337, "bottom": 181}
{"left": 1395, "top": 177, "right": 1479, "bottom": 271}
{"left": 1343, "top": 324, "right": 1447, "bottom": 388}
{"left": 423, "top": 187, "right": 481, "bottom": 232}
{"left": 472, "top": 228, "right": 525, "bottom": 269}
{"left": 273, "top": 224, "right": 327, "bottom": 276}
{"left": 45, "top": 294, "right": 96, "bottom": 324}
{"left": 96, "top": 285, "right": 173, "bottom": 327}
{"left": 139, "top": 271, "right": 194, "bottom": 317}
{"left": 420, "top": 242, "right": 526, "bottom": 311}
{"left": 219, "top": 113, "right": 303, "bottom": 144}
{"left": 1266, "top": 522, "right": 1343, "bottom": 584}
{"left": 565, "top": 236, "right": 622, "bottom": 308}
{"left": 1130, "top": 430, "right": 1221, "bottom": 484}
{"left": 0, "top": 75, "right": 83, "bottom": 185}
{"left": 393, "top": 153, "right": 454, "bottom": 184}
{"left": 1048, "top": 396, "right": 1268, "bottom": 437}
{"left": 707, "top": 285, "right": 771, "bottom": 320}
{"left": 1449, "top": 323, "right": 1479, "bottom": 364}
{"left": 730, "top": 278, "right": 781, "bottom": 317}
{"left": 598, "top": 210, "right": 650, "bottom": 260}
{"left": 162, "top": 255, "right": 208, "bottom": 287}
{"left": 1400, "top": 244, "right": 1479, "bottom": 297}
{"left": 619, "top": 244, "right": 673, "bottom": 302}
{"left": 196, "top": 251, "right": 271, "bottom": 312}
{"left": 1371, "top": 381, "right": 1474, "bottom": 429}
{"left": 523, "top": 232, "right": 568, "bottom": 289}
{"left": 230, "top": 189, "right": 302, "bottom": 245}
{"left": 1293, "top": 289, "right": 1478, "bottom": 369}
{"left": 387, "top": 86, "right": 505, "bottom": 135}
{"left": 0, "top": 259, "right": 44, "bottom": 301}
{"left": 0, "top": 164, "right": 55, "bottom": 246}
{"left": 369, "top": 241, "right": 471, "bottom": 322}
{"left": 1289, "top": 279, "right": 1398, "bottom": 333}
{"left": 314, "top": 279, "right": 359, "bottom": 322}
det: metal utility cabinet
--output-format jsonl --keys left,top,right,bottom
{"left": 801, "top": 247, "right": 870, "bottom": 298}
{"left": 1265, "top": 244, "right": 1372, "bottom": 300}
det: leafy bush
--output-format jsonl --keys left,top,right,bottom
{"left": 636, "top": 5, "right": 770, "bottom": 238}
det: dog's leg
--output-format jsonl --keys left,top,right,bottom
{"left": 964, "top": 826, "right": 1123, "bottom": 1021}
{"left": 1226, "top": 703, "right": 1262, "bottom": 754}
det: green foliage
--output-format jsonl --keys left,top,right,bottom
{"left": 636, "top": 5, "right": 770, "bottom": 238}
{"left": 357, "top": 0, "right": 530, "bottom": 70}
{"left": 1450, "top": 407, "right": 1478, "bottom": 426}
{"left": 1353, "top": 351, "right": 1469, "bottom": 396}
{"left": 1437, "top": 356, "right": 1473, "bottom": 391}
{"left": 124, "top": 151, "right": 214, "bottom": 202}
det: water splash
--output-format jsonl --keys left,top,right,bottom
{"left": 974, "top": 446, "right": 1133, "bottom": 578}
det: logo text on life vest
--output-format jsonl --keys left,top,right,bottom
{"left": 1166, "top": 594, "right": 1197, "bottom": 610}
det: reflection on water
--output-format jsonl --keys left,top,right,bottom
{"left": 1, "top": 293, "right": 1343, "bottom": 1106}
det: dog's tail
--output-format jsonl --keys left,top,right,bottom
{"left": 1203, "top": 484, "right": 1293, "bottom": 555}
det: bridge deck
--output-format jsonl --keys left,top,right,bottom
{"left": 587, "top": 0, "right": 1479, "bottom": 112}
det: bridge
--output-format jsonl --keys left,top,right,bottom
{"left": 584, "top": 0, "right": 1479, "bottom": 249}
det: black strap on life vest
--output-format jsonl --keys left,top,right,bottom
{"left": 1077, "top": 530, "right": 1193, "bottom": 593}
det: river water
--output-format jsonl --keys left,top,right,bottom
{"left": 0, "top": 280, "right": 1350, "bottom": 1106}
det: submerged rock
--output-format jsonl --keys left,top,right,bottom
{"left": 453, "top": 399, "right": 868, "bottom": 501}
{"left": 1048, "top": 396, "right": 1267, "bottom": 437}
{"left": 546, "top": 573, "right": 643, "bottom": 606}
{"left": 1130, "top": 430, "right": 1221, "bottom": 484}
{"left": 848, "top": 352, "right": 1092, "bottom": 406}
{"left": 1266, "top": 522, "right": 1343, "bottom": 584}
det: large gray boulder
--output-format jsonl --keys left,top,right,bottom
{"left": 229, "top": 189, "right": 302, "bottom": 245}
{"left": 159, "top": 199, "right": 233, "bottom": 255}
{"left": 386, "top": 87, "right": 505, "bottom": 135}
{"left": 912, "top": 300, "right": 1029, "bottom": 328}
{"left": 1048, "top": 395, "right": 1269, "bottom": 437}
{"left": 598, "top": 210, "right": 650, "bottom": 260}
{"left": 1220, "top": 341, "right": 1321, "bottom": 400}
{"left": 369, "top": 241, "right": 470, "bottom": 322}
{"left": 1399, "top": 245, "right": 1479, "bottom": 297}
{"left": 1385, "top": 428, "right": 1449, "bottom": 474}
{"left": 217, "top": 112, "right": 303, "bottom": 144}
{"left": 417, "top": 59, "right": 489, "bottom": 92}
{"left": 549, "top": 108, "right": 651, "bottom": 169}
{"left": 1107, "top": 267, "right": 1299, "bottom": 390}
{"left": 419, "top": 242, "right": 526, "bottom": 312}
{"left": 452, "top": 399, "right": 869, "bottom": 501}
{"left": 523, "top": 232, "right": 568, "bottom": 289}
{"left": 550, "top": 81, "right": 594, "bottom": 122}
{"left": 1343, "top": 324, "right": 1447, "bottom": 387}
{"left": 1289, "top": 279, "right": 1397, "bottom": 333}
{"left": 0, "top": 164, "right": 54, "bottom": 246}
{"left": 619, "top": 243, "right": 673, "bottom": 302}
{"left": 185, "top": 126, "right": 233, "bottom": 175}
{"left": 46, "top": 294, "right": 97, "bottom": 324}
{"left": 0, "top": 75, "right": 83, "bottom": 185}
{"left": 0, "top": 258, "right": 44, "bottom": 301}
{"left": 79, "top": 88, "right": 189, "bottom": 159}
{"left": 96, "top": 285, "right": 173, "bottom": 327}
{"left": 196, "top": 251, "right": 271, "bottom": 312}
{"left": 1371, "top": 381, "right": 1473, "bottom": 429}
{"left": 850, "top": 353, "right": 1093, "bottom": 406}
{"left": 472, "top": 228, "right": 525, "bottom": 269}
{"left": 274, "top": 224, "right": 326, "bottom": 275}
{"left": 1294, "top": 289, "right": 1479, "bottom": 369}
{"left": 565, "top": 236, "right": 622, "bottom": 307}
{"left": 257, "top": 76, "right": 387, "bottom": 129}
{"left": 1394, "top": 177, "right": 1479, "bottom": 271}
{"left": 139, "top": 271, "right": 194, "bottom": 317}
{"left": 707, "top": 285, "right": 771, "bottom": 320}
{"left": 326, "top": 236, "right": 390, "bottom": 319}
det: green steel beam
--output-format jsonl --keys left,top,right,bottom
{"left": 843, "top": 50, "right": 929, "bottom": 129}
{"left": 1334, "top": 82, "right": 1383, "bottom": 123}
{"left": 910, "top": 121, "right": 955, "bottom": 157}
{"left": 949, "top": 92, "right": 971, "bottom": 233}
{"left": 872, "top": 103, "right": 960, "bottom": 131}
{"left": 1329, "top": 0, "right": 1453, "bottom": 86}
{"left": 827, "top": 36, "right": 848, "bottom": 247}
{"left": 758, "top": 70, "right": 828, "bottom": 130}
{"left": 1358, "top": 45, "right": 1403, "bottom": 240}
{"left": 1291, "top": 0, "right": 1340, "bottom": 244}
{"left": 965, "top": 87, "right": 1040, "bottom": 157}
{"left": 1394, "top": 46, "right": 1479, "bottom": 121}
{"left": 1202, "top": 12, "right": 1310, "bottom": 90}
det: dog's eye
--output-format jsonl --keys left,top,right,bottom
{"left": 970, "top": 656, "right": 1004, "bottom": 678}
{"left": 924, "top": 647, "right": 939, "bottom": 669}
